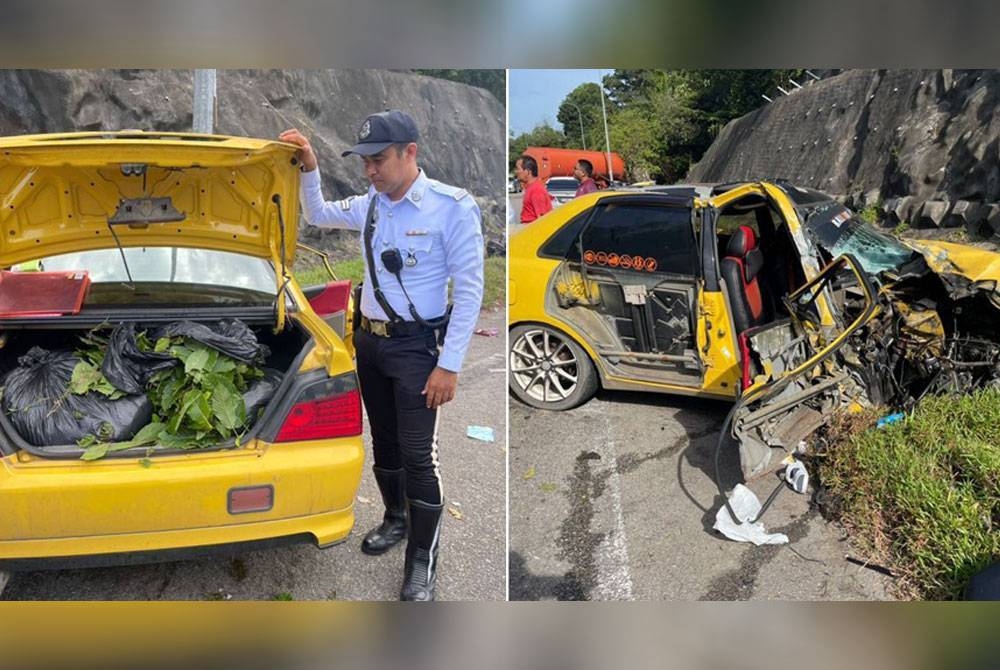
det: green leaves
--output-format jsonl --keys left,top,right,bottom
{"left": 76, "top": 335, "right": 263, "bottom": 460}
{"left": 80, "top": 421, "right": 166, "bottom": 461}
{"left": 70, "top": 361, "right": 126, "bottom": 399}
{"left": 184, "top": 348, "right": 211, "bottom": 375}
{"left": 211, "top": 380, "right": 245, "bottom": 437}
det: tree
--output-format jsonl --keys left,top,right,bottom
{"left": 555, "top": 83, "right": 604, "bottom": 150}
{"left": 593, "top": 68, "right": 807, "bottom": 182}
{"left": 508, "top": 123, "right": 567, "bottom": 170}
{"left": 602, "top": 70, "right": 666, "bottom": 109}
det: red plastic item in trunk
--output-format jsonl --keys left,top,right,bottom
{"left": 0, "top": 270, "right": 91, "bottom": 317}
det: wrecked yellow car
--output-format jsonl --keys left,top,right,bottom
{"left": 0, "top": 132, "right": 363, "bottom": 569}
{"left": 508, "top": 180, "right": 1000, "bottom": 478}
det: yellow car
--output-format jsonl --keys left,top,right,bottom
{"left": 509, "top": 181, "right": 1000, "bottom": 478}
{"left": 0, "top": 131, "right": 363, "bottom": 569}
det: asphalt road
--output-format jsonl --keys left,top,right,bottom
{"left": 509, "top": 388, "right": 894, "bottom": 601}
{"left": 2, "top": 309, "right": 507, "bottom": 602}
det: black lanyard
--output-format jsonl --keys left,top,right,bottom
{"left": 362, "top": 195, "right": 451, "bottom": 330}
{"left": 363, "top": 196, "right": 405, "bottom": 324}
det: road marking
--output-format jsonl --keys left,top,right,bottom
{"left": 592, "top": 423, "right": 634, "bottom": 601}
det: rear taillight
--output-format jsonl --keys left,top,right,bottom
{"left": 275, "top": 373, "right": 362, "bottom": 442}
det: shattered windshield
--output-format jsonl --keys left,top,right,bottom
{"left": 804, "top": 203, "right": 916, "bottom": 275}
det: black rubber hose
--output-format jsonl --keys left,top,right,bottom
{"left": 714, "top": 401, "right": 743, "bottom": 525}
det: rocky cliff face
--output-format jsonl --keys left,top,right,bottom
{"left": 0, "top": 69, "right": 506, "bottom": 258}
{"left": 688, "top": 69, "right": 1000, "bottom": 235}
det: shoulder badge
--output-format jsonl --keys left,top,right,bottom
{"left": 428, "top": 180, "right": 470, "bottom": 201}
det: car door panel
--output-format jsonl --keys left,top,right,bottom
{"left": 544, "top": 198, "right": 706, "bottom": 388}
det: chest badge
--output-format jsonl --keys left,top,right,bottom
{"left": 405, "top": 251, "right": 418, "bottom": 267}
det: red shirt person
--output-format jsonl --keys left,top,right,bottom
{"left": 573, "top": 159, "right": 598, "bottom": 197}
{"left": 515, "top": 155, "right": 553, "bottom": 223}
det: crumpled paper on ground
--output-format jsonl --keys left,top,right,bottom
{"left": 713, "top": 484, "right": 789, "bottom": 545}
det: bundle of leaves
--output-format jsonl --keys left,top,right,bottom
{"left": 72, "top": 330, "right": 264, "bottom": 460}
{"left": 818, "top": 391, "right": 1000, "bottom": 599}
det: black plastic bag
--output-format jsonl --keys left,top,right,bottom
{"left": 102, "top": 319, "right": 270, "bottom": 394}
{"left": 151, "top": 319, "right": 270, "bottom": 364}
{"left": 3, "top": 347, "right": 152, "bottom": 446}
{"left": 101, "top": 322, "right": 177, "bottom": 395}
{"left": 243, "top": 368, "right": 283, "bottom": 420}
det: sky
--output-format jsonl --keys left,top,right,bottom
{"left": 508, "top": 69, "right": 605, "bottom": 136}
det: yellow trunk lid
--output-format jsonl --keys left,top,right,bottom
{"left": 0, "top": 131, "right": 301, "bottom": 271}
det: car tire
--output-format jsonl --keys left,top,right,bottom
{"left": 508, "top": 324, "right": 598, "bottom": 410}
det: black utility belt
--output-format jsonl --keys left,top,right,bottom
{"left": 360, "top": 315, "right": 445, "bottom": 338}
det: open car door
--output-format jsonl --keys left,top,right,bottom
{"left": 727, "top": 254, "right": 880, "bottom": 480}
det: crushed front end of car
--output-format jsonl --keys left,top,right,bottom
{"left": 732, "top": 198, "right": 1000, "bottom": 480}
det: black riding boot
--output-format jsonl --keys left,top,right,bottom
{"left": 399, "top": 498, "right": 443, "bottom": 601}
{"left": 361, "top": 467, "right": 407, "bottom": 555}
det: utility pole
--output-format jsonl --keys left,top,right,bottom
{"left": 193, "top": 69, "right": 216, "bottom": 134}
{"left": 596, "top": 74, "right": 613, "bottom": 182}
{"left": 567, "top": 101, "right": 586, "bottom": 149}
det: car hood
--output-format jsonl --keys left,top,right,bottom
{"left": 906, "top": 239, "right": 1000, "bottom": 284}
{"left": 0, "top": 132, "right": 301, "bottom": 269}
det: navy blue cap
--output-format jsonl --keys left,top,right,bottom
{"left": 342, "top": 109, "right": 420, "bottom": 157}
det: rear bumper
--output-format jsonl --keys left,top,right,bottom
{"left": 0, "top": 437, "right": 364, "bottom": 562}
{"left": 0, "top": 528, "right": 346, "bottom": 572}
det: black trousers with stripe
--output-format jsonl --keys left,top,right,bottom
{"left": 353, "top": 327, "right": 442, "bottom": 505}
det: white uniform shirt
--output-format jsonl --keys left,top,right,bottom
{"left": 299, "top": 168, "right": 484, "bottom": 373}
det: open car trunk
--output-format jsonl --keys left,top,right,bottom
{"left": 0, "top": 309, "right": 313, "bottom": 459}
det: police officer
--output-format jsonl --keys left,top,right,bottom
{"left": 279, "top": 111, "right": 484, "bottom": 601}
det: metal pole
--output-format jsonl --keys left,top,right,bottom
{"left": 193, "top": 69, "right": 216, "bottom": 134}
{"left": 567, "top": 101, "right": 586, "bottom": 149}
{"left": 596, "top": 74, "right": 613, "bottom": 182}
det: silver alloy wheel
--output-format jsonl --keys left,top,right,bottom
{"left": 509, "top": 327, "right": 580, "bottom": 404}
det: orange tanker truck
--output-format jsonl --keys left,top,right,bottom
{"left": 523, "top": 146, "right": 626, "bottom": 184}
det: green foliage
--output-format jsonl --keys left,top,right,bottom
{"left": 70, "top": 361, "right": 125, "bottom": 400}
{"left": 412, "top": 69, "right": 505, "bottom": 105}
{"left": 857, "top": 204, "right": 882, "bottom": 225}
{"left": 538, "top": 69, "right": 808, "bottom": 183}
{"left": 508, "top": 123, "right": 567, "bottom": 171}
{"left": 271, "top": 592, "right": 295, "bottom": 601}
{"left": 481, "top": 256, "right": 505, "bottom": 308}
{"left": 820, "top": 392, "right": 1000, "bottom": 599}
{"left": 81, "top": 421, "right": 167, "bottom": 461}
{"left": 294, "top": 258, "right": 364, "bottom": 287}
{"left": 556, "top": 83, "right": 605, "bottom": 151}
{"left": 74, "top": 333, "right": 264, "bottom": 459}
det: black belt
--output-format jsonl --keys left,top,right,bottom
{"left": 360, "top": 316, "right": 437, "bottom": 338}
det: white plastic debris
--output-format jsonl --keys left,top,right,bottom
{"left": 713, "top": 484, "right": 789, "bottom": 546}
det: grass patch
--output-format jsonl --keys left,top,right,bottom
{"left": 293, "top": 256, "right": 506, "bottom": 308}
{"left": 857, "top": 204, "right": 882, "bottom": 225}
{"left": 818, "top": 391, "right": 1000, "bottom": 599}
